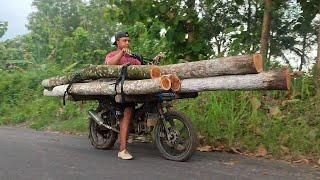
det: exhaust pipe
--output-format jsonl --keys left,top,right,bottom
{"left": 88, "top": 110, "right": 120, "bottom": 133}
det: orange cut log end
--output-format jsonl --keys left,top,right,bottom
{"left": 170, "top": 74, "right": 181, "bottom": 92}
{"left": 283, "top": 68, "right": 292, "bottom": 91}
{"left": 151, "top": 66, "right": 161, "bottom": 79}
{"left": 160, "top": 75, "right": 171, "bottom": 91}
{"left": 253, "top": 54, "right": 263, "bottom": 73}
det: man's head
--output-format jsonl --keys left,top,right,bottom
{"left": 113, "top": 31, "right": 130, "bottom": 49}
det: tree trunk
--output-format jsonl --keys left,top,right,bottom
{"left": 44, "top": 69, "right": 291, "bottom": 99}
{"left": 247, "top": 0, "right": 252, "bottom": 52}
{"left": 260, "top": 0, "right": 272, "bottom": 70}
{"left": 315, "top": 3, "right": 320, "bottom": 95}
{"left": 317, "top": 25, "right": 320, "bottom": 73}
{"left": 42, "top": 54, "right": 262, "bottom": 89}
{"left": 160, "top": 54, "right": 263, "bottom": 79}
{"left": 185, "top": 0, "right": 196, "bottom": 61}
{"left": 178, "top": 69, "right": 291, "bottom": 92}
{"left": 299, "top": 33, "right": 307, "bottom": 71}
{"left": 43, "top": 76, "right": 171, "bottom": 96}
{"left": 41, "top": 64, "right": 160, "bottom": 89}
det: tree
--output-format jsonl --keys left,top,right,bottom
{"left": 200, "top": 0, "right": 241, "bottom": 57}
{"left": 317, "top": 18, "right": 320, "bottom": 94}
{"left": 260, "top": 0, "right": 272, "bottom": 69}
{"left": 108, "top": 0, "right": 210, "bottom": 63}
{"left": 0, "top": 21, "right": 8, "bottom": 39}
{"left": 27, "top": 0, "right": 85, "bottom": 63}
{"left": 314, "top": 4, "right": 320, "bottom": 75}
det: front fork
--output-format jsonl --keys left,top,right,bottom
{"left": 157, "top": 102, "right": 173, "bottom": 139}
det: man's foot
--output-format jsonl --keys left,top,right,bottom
{"left": 118, "top": 149, "right": 133, "bottom": 160}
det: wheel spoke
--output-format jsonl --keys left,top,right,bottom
{"left": 89, "top": 110, "right": 118, "bottom": 150}
{"left": 157, "top": 114, "right": 193, "bottom": 158}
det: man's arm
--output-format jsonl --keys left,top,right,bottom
{"left": 151, "top": 52, "right": 165, "bottom": 65}
{"left": 106, "top": 48, "right": 131, "bottom": 65}
{"left": 106, "top": 51, "right": 123, "bottom": 65}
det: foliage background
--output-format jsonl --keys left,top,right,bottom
{"left": 0, "top": 0, "right": 319, "bottom": 162}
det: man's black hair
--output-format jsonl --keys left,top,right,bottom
{"left": 113, "top": 32, "right": 129, "bottom": 45}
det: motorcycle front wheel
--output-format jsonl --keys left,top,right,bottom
{"left": 155, "top": 110, "right": 198, "bottom": 161}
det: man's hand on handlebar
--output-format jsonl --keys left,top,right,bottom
{"left": 153, "top": 52, "right": 165, "bottom": 61}
{"left": 121, "top": 48, "right": 132, "bottom": 56}
{"left": 151, "top": 52, "right": 165, "bottom": 65}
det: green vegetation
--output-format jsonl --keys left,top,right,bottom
{"left": 0, "top": 68, "right": 319, "bottom": 161}
{"left": 0, "top": 0, "right": 319, "bottom": 162}
{"left": 177, "top": 89, "right": 320, "bottom": 160}
{"left": 0, "top": 66, "right": 96, "bottom": 133}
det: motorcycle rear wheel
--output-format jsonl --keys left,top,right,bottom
{"left": 155, "top": 110, "right": 198, "bottom": 161}
{"left": 88, "top": 113, "right": 118, "bottom": 150}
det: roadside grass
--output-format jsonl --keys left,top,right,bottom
{"left": 175, "top": 76, "right": 320, "bottom": 161}
{"left": 48, "top": 117, "right": 88, "bottom": 134}
{"left": 0, "top": 66, "right": 93, "bottom": 132}
{"left": 0, "top": 68, "right": 319, "bottom": 162}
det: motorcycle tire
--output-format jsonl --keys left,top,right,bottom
{"left": 155, "top": 110, "right": 198, "bottom": 161}
{"left": 88, "top": 116, "right": 118, "bottom": 150}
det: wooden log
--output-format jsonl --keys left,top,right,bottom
{"left": 159, "top": 74, "right": 181, "bottom": 92}
{"left": 41, "top": 54, "right": 261, "bottom": 89}
{"left": 159, "top": 54, "right": 263, "bottom": 79}
{"left": 41, "top": 64, "right": 161, "bottom": 89}
{"left": 169, "top": 74, "right": 181, "bottom": 92}
{"left": 43, "top": 75, "right": 171, "bottom": 97}
{"left": 114, "top": 92, "right": 198, "bottom": 103}
{"left": 179, "top": 69, "right": 291, "bottom": 92}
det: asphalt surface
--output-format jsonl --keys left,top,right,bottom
{"left": 0, "top": 127, "right": 319, "bottom": 180}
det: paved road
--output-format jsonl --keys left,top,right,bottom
{"left": 0, "top": 127, "right": 319, "bottom": 180}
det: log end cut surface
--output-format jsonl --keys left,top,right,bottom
{"left": 268, "top": 68, "right": 292, "bottom": 91}
{"left": 151, "top": 66, "right": 161, "bottom": 79}
{"left": 253, "top": 54, "right": 263, "bottom": 73}
{"left": 284, "top": 68, "right": 292, "bottom": 91}
{"left": 160, "top": 76, "right": 171, "bottom": 91}
{"left": 170, "top": 74, "right": 181, "bottom": 92}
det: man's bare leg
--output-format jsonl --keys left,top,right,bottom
{"left": 119, "top": 107, "right": 133, "bottom": 151}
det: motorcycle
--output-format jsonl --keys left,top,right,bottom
{"left": 87, "top": 93, "right": 198, "bottom": 161}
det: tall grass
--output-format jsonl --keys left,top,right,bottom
{"left": 176, "top": 76, "right": 320, "bottom": 160}
{"left": 0, "top": 65, "right": 96, "bottom": 132}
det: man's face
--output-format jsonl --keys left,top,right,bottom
{"left": 116, "top": 37, "right": 130, "bottom": 49}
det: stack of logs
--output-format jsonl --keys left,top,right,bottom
{"left": 42, "top": 54, "right": 291, "bottom": 102}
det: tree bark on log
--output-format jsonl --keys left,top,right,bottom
{"left": 178, "top": 69, "right": 291, "bottom": 92}
{"left": 159, "top": 54, "right": 263, "bottom": 79}
{"left": 41, "top": 64, "right": 161, "bottom": 89}
{"left": 43, "top": 76, "right": 171, "bottom": 97}
{"left": 42, "top": 54, "right": 262, "bottom": 89}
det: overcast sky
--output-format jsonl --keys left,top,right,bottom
{"left": 0, "top": 0, "right": 33, "bottom": 41}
